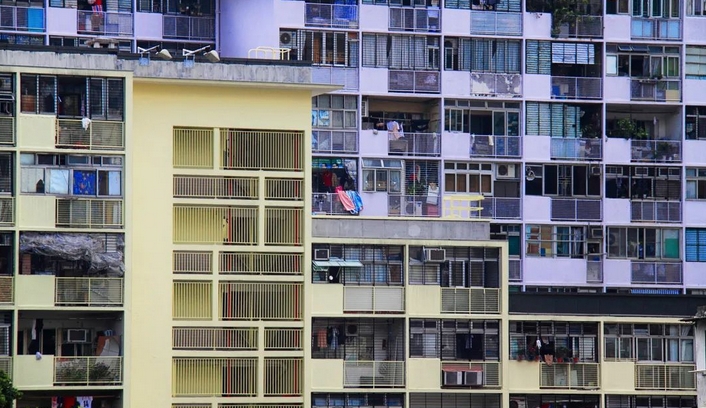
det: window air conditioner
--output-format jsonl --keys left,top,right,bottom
{"left": 463, "top": 371, "right": 483, "bottom": 386}
{"left": 424, "top": 248, "right": 446, "bottom": 262}
{"left": 314, "top": 248, "right": 330, "bottom": 261}
{"left": 591, "top": 165, "right": 601, "bottom": 176}
{"left": 279, "top": 31, "right": 297, "bottom": 48}
{"left": 590, "top": 227, "right": 603, "bottom": 239}
{"left": 496, "top": 164, "right": 516, "bottom": 179}
{"left": 443, "top": 371, "right": 462, "bottom": 386}
{"left": 67, "top": 329, "right": 90, "bottom": 343}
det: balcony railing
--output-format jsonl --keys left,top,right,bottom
{"left": 56, "top": 119, "right": 124, "bottom": 150}
{"left": 343, "top": 286, "right": 405, "bottom": 313}
{"left": 389, "top": 70, "right": 440, "bottom": 93}
{"left": 509, "top": 259, "right": 522, "bottom": 281}
{"left": 441, "top": 362, "right": 501, "bottom": 387}
{"left": 77, "top": 11, "right": 133, "bottom": 37}
{"left": 0, "top": 197, "right": 14, "bottom": 226}
{"left": 388, "top": 133, "right": 440, "bottom": 156}
{"left": 173, "top": 327, "right": 258, "bottom": 350}
{"left": 0, "top": 117, "right": 13, "bottom": 145}
{"left": 470, "top": 135, "right": 521, "bottom": 158}
{"left": 389, "top": 7, "right": 440, "bottom": 32}
{"left": 54, "top": 356, "right": 123, "bottom": 385}
{"left": 551, "top": 198, "right": 602, "bottom": 222}
{"left": 173, "top": 175, "right": 258, "bottom": 199}
{"left": 312, "top": 67, "right": 359, "bottom": 91}
{"left": 305, "top": 3, "right": 358, "bottom": 28}
{"left": 540, "top": 363, "right": 600, "bottom": 389}
{"left": 586, "top": 259, "right": 603, "bottom": 283}
{"left": 55, "top": 277, "right": 124, "bottom": 306}
{"left": 0, "top": 6, "right": 45, "bottom": 32}
{"left": 554, "top": 16, "right": 603, "bottom": 38}
{"left": 479, "top": 197, "right": 522, "bottom": 219}
{"left": 631, "top": 139, "right": 681, "bottom": 162}
{"left": 313, "top": 192, "right": 357, "bottom": 216}
{"left": 635, "top": 364, "right": 696, "bottom": 390}
{"left": 631, "top": 79, "right": 681, "bottom": 102}
{"left": 631, "top": 261, "right": 682, "bottom": 284}
{"left": 441, "top": 288, "right": 501, "bottom": 314}
{"left": 0, "top": 276, "right": 11, "bottom": 304}
{"left": 313, "top": 130, "right": 358, "bottom": 154}
{"left": 388, "top": 195, "right": 440, "bottom": 218}
{"left": 343, "top": 361, "right": 405, "bottom": 388}
{"left": 631, "top": 18, "right": 681, "bottom": 40}
{"left": 551, "top": 77, "right": 602, "bottom": 100}
{"left": 0, "top": 356, "right": 10, "bottom": 378}
{"left": 264, "top": 328, "right": 303, "bottom": 351}
{"left": 163, "top": 15, "right": 215, "bottom": 41}
{"left": 56, "top": 199, "right": 124, "bottom": 229}
{"left": 470, "top": 73, "right": 522, "bottom": 97}
{"left": 550, "top": 138, "right": 602, "bottom": 160}
{"left": 470, "top": 11, "right": 522, "bottom": 35}
{"left": 631, "top": 200, "right": 681, "bottom": 223}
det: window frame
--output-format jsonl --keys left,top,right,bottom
{"left": 443, "top": 162, "right": 494, "bottom": 196}
{"left": 604, "top": 323, "right": 694, "bottom": 363}
{"left": 410, "top": 319, "right": 500, "bottom": 361}
{"left": 362, "top": 159, "right": 403, "bottom": 193}
{"left": 685, "top": 228, "right": 706, "bottom": 262}
{"left": 606, "top": 226, "right": 681, "bottom": 260}
{"left": 686, "top": 167, "right": 706, "bottom": 199}
{"left": 312, "top": 94, "right": 358, "bottom": 130}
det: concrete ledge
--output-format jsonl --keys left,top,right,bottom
{"left": 312, "top": 217, "right": 490, "bottom": 241}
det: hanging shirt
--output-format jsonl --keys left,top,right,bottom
{"left": 77, "top": 396, "right": 93, "bottom": 408}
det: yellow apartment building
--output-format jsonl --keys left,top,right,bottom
{"left": 0, "top": 46, "right": 699, "bottom": 408}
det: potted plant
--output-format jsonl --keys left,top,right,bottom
{"left": 614, "top": 118, "right": 649, "bottom": 140}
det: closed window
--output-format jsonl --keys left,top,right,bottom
{"left": 606, "top": 227, "right": 680, "bottom": 259}
{"left": 686, "top": 167, "right": 706, "bottom": 199}
{"left": 685, "top": 228, "right": 706, "bottom": 262}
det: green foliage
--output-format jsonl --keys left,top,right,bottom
{"left": 614, "top": 118, "right": 649, "bottom": 140}
{"left": 0, "top": 371, "right": 21, "bottom": 408}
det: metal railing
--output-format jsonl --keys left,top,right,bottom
{"left": 635, "top": 364, "right": 696, "bottom": 390}
{"left": 220, "top": 129, "right": 304, "bottom": 171}
{"left": 305, "top": 3, "right": 358, "bottom": 28}
{"left": 470, "top": 73, "right": 522, "bottom": 97}
{"left": 554, "top": 15, "right": 603, "bottom": 38}
{"left": 441, "top": 288, "right": 501, "bottom": 314}
{"left": 470, "top": 135, "right": 521, "bottom": 158}
{"left": 479, "top": 197, "right": 522, "bottom": 219}
{"left": 312, "top": 129, "right": 358, "bottom": 154}
{"left": 508, "top": 259, "right": 522, "bottom": 281}
{"left": 173, "top": 281, "right": 212, "bottom": 320}
{"left": 0, "top": 276, "right": 11, "bottom": 304}
{"left": 540, "top": 363, "right": 600, "bottom": 389}
{"left": 219, "top": 252, "right": 303, "bottom": 275}
{"left": 56, "top": 119, "right": 124, "bottom": 150}
{"left": 163, "top": 14, "right": 215, "bottom": 41}
{"left": 264, "top": 207, "right": 303, "bottom": 246}
{"left": 343, "top": 361, "right": 405, "bottom": 388}
{"left": 631, "top": 139, "right": 681, "bottom": 162}
{"left": 631, "top": 79, "right": 681, "bottom": 102}
{"left": 587, "top": 259, "right": 603, "bottom": 283}
{"left": 0, "top": 357, "right": 10, "bottom": 378}
{"left": 0, "top": 197, "right": 13, "bottom": 226}
{"left": 55, "top": 277, "right": 123, "bottom": 306}
{"left": 389, "top": 7, "right": 440, "bottom": 32}
{"left": 56, "top": 199, "right": 123, "bottom": 229}
{"left": 54, "top": 356, "right": 122, "bottom": 385}
{"left": 343, "top": 286, "right": 405, "bottom": 313}
{"left": 0, "top": 117, "right": 13, "bottom": 145}
{"left": 218, "top": 282, "right": 303, "bottom": 321}
{"left": 264, "top": 357, "right": 303, "bottom": 396}
{"left": 172, "top": 357, "right": 257, "bottom": 396}
{"left": 551, "top": 77, "right": 602, "bottom": 100}
{"left": 631, "top": 200, "right": 681, "bottom": 223}
{"left": 173, "top": 176, "right": 258, "bottom": 199}
{"left": 172, "top": 327, "right": 258, "bottom": 350}
{"left": 173, "top": 205, "right": 258, "bottom": 245}
{"left": 550, "top": 138, "right": 602, "bottom": 160}
{"left": 312, "top": 66, "right": 359, "bottom": 91}
{"left": 77, "top": 11, "right": 133, "bottom": 36}
{"left": 264, "top": 328, "right": 303, "bottom": 350}
{"left": 388, "top": 70, "right": 440, "bottom": 93}
{"left": 441, "top": 362, "right": 501, "bottom": 387}
{"left": 470, "top": 11, "right": 522, "bottom": 36}
{"left": 388, "top": 195, "right": 441, "bottom": 218}
{"left": 388, "top": 132, "right": 440, "bottom": 156}
{"left": 551, "top": 198, "right": 602, "bottom": 221}
{"left": 265, "top": 178, "right": 303, "bottom": 201}
{"left": 313, "top": 192, "right": 356, "bottom": 215}
{"left": 173, "top": 251, "right": 212, "bottom": 274}
{"left": 631, "top": 17, "right": 681, "bottom": 40}
{"left": 0, "top": 5, "right": 45, "bottom": 32}
{"left": 631, "top": 261, "right": 682, "bottom": 284}
{"left": 173, "top": 127, "right": 214, "bottom": 169}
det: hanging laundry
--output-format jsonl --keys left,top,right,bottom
{"left": 346, "top": 190, "right": 364, "bottom": 214}
{"left": 335, "top": 186, "right": 355, "bottom": 212}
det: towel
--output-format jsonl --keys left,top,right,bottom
{"left": 335, "top": 186, "right": 355, "bottom": 212}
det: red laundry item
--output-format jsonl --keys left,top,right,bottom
{"left": 335, "top": 186, "right": 355, "bottom": 212}
{"left": 63, "top": 396, "right": 77, "bottom": 408}
{"left": 317, "top": 329, "right": 327, "bottom": 348}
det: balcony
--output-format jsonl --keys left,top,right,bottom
{"left": 343, "top": 286, "right": 405, "bottom": 313}
{"left": 470, "top": 11, "right": 522, "bottom": 36}
{"left": 550, "top": 198, "right": 602, "bottom": 222}
{"left": 470, "top": 135, "right": 521, "bottom": 158}
{"left": 313, "top": 193, "right": 357, "bottom": 216}
{"left": 550, "top": 138, "right": 602, "bottom": 160}
{"left": 551, "top": 77, "right": 602, "bottom": 100}
{"left": 77, "top": 11, "right": 133, "bottom": 37}
{"left": 389, "top": 70, "right": 440, "bottom": 93}
{"left": 631, "top": 79, "right": 681, "bottom": 102}
{"left": 631, "top": 200, "right": 681, "bottom": 223}
{"left": 312, "top": 67, "right": 359, "bottom": 91}
{"left": 388, "top": 133, "right": 440, "bottom": 156}
{"left": 55, "top": 119, "right": 124, "bottom": 150}
{"left": 635, "top": 364, "right": 695, "bottom": 390}
{"left": 631, "top": 18, "right": 681, "bottom": 40}
{"left": 441, "top": 362, "right": 502, "bottom": 388}
{"left": 163, "top": 14, "right": 215, "bottom": 41}
{"left": 56, "top": 199, "right": 124, "bottom": 229}
{"left": 312, "top": 130, "right": 358, "bottom": 154}
{"left": 389, "top": 7, "right": 440, "bottom": 32}
{"left": 388, "top": 195, "right": 439, "bottom": 218}
{"left": 305, "top": 3, "right": 358, "bottom": 28}
{"left": 0, "top": 5, "right": 44, "bottom": 32}
{"left": 440, "top": 288, "right": 501, "bottom": 314}
{"left": 470, "top": 73, "right": 522, "bottom": 97}
{"left": 631, "top": 261, "right": 682, "bottom": 284}
{"left": 587, "top": 259, "right": 603, "bottom": 283}
{"left": 554, "top": 16, "right": 603, "bottom": 38}
{"left": 344, "top": 361, "right": 405, "bottom": 388}
{"left": 631, "top": 139, "right": 681, "bottom": 162}
{"left": 540, "top": 363, "right": 600, "bottom": 389}
{"left": 54, "top": 356, "right": 123, "bottom": 386}
{"left": 479, "top": 197, "right": 522, "bottom": 219}
{"left": 55, "top": 277, "right": 124, "bottom": 307}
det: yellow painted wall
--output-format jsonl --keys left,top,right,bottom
{"left": 16, "top": 114, "right": 55, "bottom": 149}
{"left": 14, "top": 275, "right": 54, "bottom": 308}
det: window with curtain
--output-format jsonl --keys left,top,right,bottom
{"left": 606, "top": 227, "right": 680, "bottom": 259}
{"left": 362, "top": 33, "right": 439, "bottom": 70}
{"left": 686, "top": 46, "right": 706, "bottom": 79}
{"left": 685, "top": 228, "right": 706, "bottom": 262}
{"left": 686, "top": 167, "right": 706, "bottom": 199}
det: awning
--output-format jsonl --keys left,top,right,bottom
{"left": 312, "top": 260, "right": 364, "bottom": 268}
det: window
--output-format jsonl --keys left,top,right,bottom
{"left": 526, "top": 41, "right": 596, "bottom": 75}
{"left": 311, "top": 244, "right": 403, "bottom": 285}
{"left": 605, "top": 395, "right": 696, "bottom": 408}
{"left": 525, "top": 102, "right": 598, "bottom": 138}
{"left": 605, "top": 44, "right": 680, "bottom": 78}
{"left": 311, "top": 318, "right": 405, "bottom": 360}
{"left": 686, "top": 167, "right": 706, "bottom": 199}
{"left": 52, "top": 0, "right": 132, "bottom": 11}
{"left": 629, "top": 0, "right": 680, "bottom": 17}
{"left": 410, "top": 319, "right": 500, "bottom": 360}
{"left": 443, "top": 38, "right": 521, "bottom": 73}
{"left": 290, "top": 30, "right": 358, "bottom": 67}
{"left": 411, "top": 394, "right": 502, "bottom": 408}
{"left": 606, "top": 227, "right": 680, "bottom": 259}
{"left": 444, "top": 100, "right": 520, "bottom": 135}
{"left": 685, "top": 228, "right": 706, "bottom": 262}
{"left": 20, "top": 153, "right": 123, "bottom": 197}
{"left": 686, "top": 46, "right": 706, "bottom": 80}
{"left": 313, "top": 393, "right": 405, "bottom": 408}
{"left": 312, "top": 95, "right": 357, "bottom": 129}
{"left": 525, "top": 225, "right": 588, "bottom": 258}
{"left": 404, "top": 159, "right": 439, "bottom": 196}
{"left": 362, "top": 34, "right": 439, "bottom": 70}
{"left": 136, "top": 0, "right": 214, "bottom": 14}
{"left": 446, "top": 0, "right": 520, "bottom": 11}
{"left": 408, "top": 246, "right": 500, "bottom": 288}
{"left": 362, "top": 159, "right": 403, "bottom": 193}
{"left": 686, "top": 107, "right": 706, "bottom": 140}
{"left": 687, "top": 0, "right": 706, "bottom": 15}
{"left": 604, "top": 323, "right": 694, "bottom": 363}
{"left": 509, "top": 321, "right": 598, "bottom": 362}
{"left": 605, "top": 166, "right": 681, "bottom": 200}
{"left": 444, "top": 162, "right": 493, "bottom": 195}
{"left": 525, "top": 164, "right": 601, "bottom": 197}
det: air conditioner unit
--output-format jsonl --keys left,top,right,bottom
{"left": 443, "top": 371, "right": 463, "bottom": 386}
{"left": 405, "top": 201, "right": 423, "bottom": 216}
{"left": 590, "top": 227, "right": 603, "bottom": 239}
{"left": 591, "top": 165, "right": 601, "bottom": 176}
{"left": 496, "top": 164, "right": 516, "bottom": 179}
{"left": 424, "top": 248, "right": 446, "bottom": 262}
{"left": 463, "top": 371, "right": 483, "bottom": 386}
{"left": 314, "top": 248, "right": 330, "bottom": 261}
{"left": 361, "top": 98, "right": 369, "bottom": 117}
{"left": 67, "top": 329, "right": 90, "bottom": 343}
{"left": 279, "top": 31, "right": 297, "bottom": 48}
